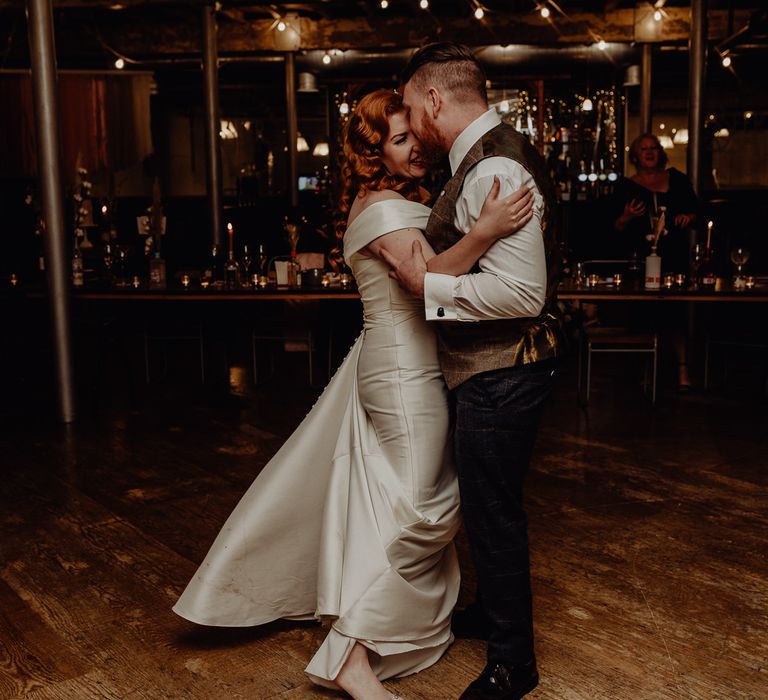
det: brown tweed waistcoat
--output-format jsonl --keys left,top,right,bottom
{"left": 424, "top": 121, "right": 564, "bottom": 389}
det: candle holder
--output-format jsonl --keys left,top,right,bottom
{"left": 257, "top": 275, "right": 269, "bottom": 289}
{"left": 131, "top": 275, "right": 141, "bottom": 289}
{"left": 613, "top": 272, "right": 623, "bottom": 288}
{"left": 181, "top": 274, "right": 191, "bottom": 289}
{"left": 675, "top": 273, "right": 686, "bottom": 288}
{"left": 745, "top": 276, "right": 756, "bottom": 290}
{"left": 663, "top": 274, "right": 674, "bottom": 289}
{"left": 586, "top": 273, "right": 599, "bottom": 288}
{"left": 340, "top": 273, "right": 353, "bottom": 289}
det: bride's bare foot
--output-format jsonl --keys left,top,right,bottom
{"left": 334, "top": 642, "right": 393, "bottom": 700}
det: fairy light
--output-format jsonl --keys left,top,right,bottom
{"left": 474, "top": 6, "right": 484, "bottom": 19}
{"left": 540, "top": 6, "right": 550, "bottom": 18}
{"left": 722, "top": 55, "right": 732, "bottom": 68}
{"left": 114, "top": 57, "right": 125, "bottom": 69}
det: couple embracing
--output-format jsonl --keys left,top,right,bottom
{"left": 174, "top": 43, "right": 564, "bottom": 700}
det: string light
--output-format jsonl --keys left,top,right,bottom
{"left": 540, "top": 6, "right": 550, "bottom": 18}
{"left": 721, "top": 55, "right": 732, "bottom": 68}
{"left": 277, "top": 19, "right": 286, "bottom": 31}
{"left": 114, "top": 57, "right": 125, "bottom": 69}
{"left": 474, "top": 6, "right": 484, "bottom": 19}
{"left": 419, "top": 0, "right": 429, "bottom": 9}
{"left": 339, "top": 101, "right": 350, "bottom": 115}
{"left": 380, "top": 0, "right": 388, "bottom": 7}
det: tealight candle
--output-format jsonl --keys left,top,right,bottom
{"left": 10, "top": 273, "right": 18, "bottom": 287}
{"left": 181, "top": 274, "right": 190, "bottom": 288}
{"left": 586, "top": 273, "right": 599, "bottom": 288}
{"left": 745, "top": 276, "right": 756, "bottom": 290}
{"left": 675, "top": 273, "right": 686, "bottom": 287}
{"left": 131, "top": 275, "right": 141, "bottom": 289}
{"left": 340, "top": 273, "right": 352, "bottom": 289}
{"left": 663, "top": 273, "right": 674, "bottom": 289}
{"left": 258, "top": 275, "right": 269, "bottom": 289}
{"left": 613, "top": 273, "right": 623, "bottom": 287}
{"left": 200, "top": 279, "right": 210, "bottom": 289}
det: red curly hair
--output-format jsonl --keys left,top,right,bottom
{"left": 334, "top": 89, "right": 430, "bottom": 247}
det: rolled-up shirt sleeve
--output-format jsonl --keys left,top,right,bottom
{"left": 424, "top": 156, "right": 547, "bottom": 322}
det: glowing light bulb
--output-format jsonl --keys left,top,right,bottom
{"left": 322, "top": 53, "right": 331, "bottom": 64}
{"left": 474, "top": 7, "right": 484, "bottom": 19}
{"left": 654, "top": 9, "right": 662, "bottom": 21}
{"left": 722, "top": 56, "right": 732, "bottom": 68}
{"left": 540, "top": 6, "right": 550, "bottom": 18}
{"left": 339, "top": 102, "right": 350, "bottom": 116}
{"left": 380, "top": 0, "right": 388, "bottom": 6}
{"left": 114, "top": 57, "right": 125, "bottom": 69}
{"left": 419, "top": 0, "right": 429, "bottom": 9}
{"left": 744, "top": 111, "right": 753, "bottom": 119}
{"left": 581, "top": 98, "right": 593, "bottom": 112}
{"left": 277, "top": 20, "right": 286, "bottom": 31}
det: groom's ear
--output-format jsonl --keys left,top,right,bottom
{"left": 426, "top": 87, "right": 442, "bottom": 119}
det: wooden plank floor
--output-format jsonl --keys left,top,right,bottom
{"left": 1, "top": 356, "right": 766, "bottom": 700}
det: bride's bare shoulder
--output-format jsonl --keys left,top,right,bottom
{"left": 348, "top": 189, "right": 406, "bottom": 225}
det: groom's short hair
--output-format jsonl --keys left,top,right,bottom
{"left": 400, "top": 42, "right": 487, "bottom": 105}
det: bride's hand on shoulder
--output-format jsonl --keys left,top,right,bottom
{"left": 471, "top": 176, "right": 535, "bottom": 243}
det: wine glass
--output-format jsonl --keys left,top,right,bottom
{"left": 241, "top": 244, "right": 253, "bottom": 282}
{"left": 103, "top": 243, "right": 114, "bottom": 283}
{"left": 730, "top": 247, "right": 750, "bottom": 277}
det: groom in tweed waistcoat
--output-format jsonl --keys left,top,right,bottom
{"left": 387, "top": 43, "right": 564, "bottom": 700}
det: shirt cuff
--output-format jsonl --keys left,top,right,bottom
{"left": 424, "top": 272, "right": 458, "bottom": 321}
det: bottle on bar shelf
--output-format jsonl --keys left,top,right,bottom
{"left": 225, "top": 222, "right": 240, "bottom": 289}
{"left": 72, "top": 240, "right": 84, "bottom": 288}
{"left": 148, "top": 251, "right": 167, "bottom": 290}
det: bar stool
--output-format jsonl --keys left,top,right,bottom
{"left": 251, "top": 329, "right": 315, "bottom": 386}
{"left": 143, "top": 324, "right": 206, "bottom": 384}
{"left": 704, "top": 335, "right": 768, "bottom": 392}
{"left": 578, "top": 326, "right": 658, "bottom": 404}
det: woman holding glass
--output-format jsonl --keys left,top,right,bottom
{"left": 613, "top": 132, "right": 701, "bottom": 391}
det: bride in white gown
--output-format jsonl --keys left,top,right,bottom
{"left": 173, "top": 89, "right": 534, "bottom": 699}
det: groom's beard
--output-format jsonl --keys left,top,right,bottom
{"left": 416, "top": 113, "right": 447, "bottom": 168}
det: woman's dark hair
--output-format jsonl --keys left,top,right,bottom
{"left": 628, "top": 133, "right": 668, "bottom": 169}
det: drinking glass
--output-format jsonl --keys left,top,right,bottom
{"left": 241, "top": 244, "right": 253, "bottom": 283}
{"left": 103, "top": 243, "right": 114, "bottom": 283}
{"left": 730, "top": 247, "right": 750, "bottom": 277}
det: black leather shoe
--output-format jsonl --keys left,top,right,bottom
{"left": 452, "top": 603, "right": 492, "bottom": 640}
{"left": 459, "top": 660, "right": 539, "bottom": 700}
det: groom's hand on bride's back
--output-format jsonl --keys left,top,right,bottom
{"left": 381, "top": 240, "right": 428, "bottom": 299}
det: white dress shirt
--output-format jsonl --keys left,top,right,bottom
{"left": 424, "top": 109, "right": 547, "bottom": 322}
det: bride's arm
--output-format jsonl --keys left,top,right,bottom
{"left": 426, "top": 176, "right": 533, "bottom": 276}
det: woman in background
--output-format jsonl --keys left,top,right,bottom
{"left": 613, "top": 132, "right": 700, "bottom": 391}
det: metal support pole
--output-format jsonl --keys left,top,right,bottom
{"left": 285, "top": 51, "right": 299, "bottom": 209}
{"left": 202, "top": 4, "right": 223, "bottom": 246}
{"left": 640, "top": 44, "right": 652, "bottom": 134}
{"left": 687, "top": 0, "right": 707, "bottom": 195}
{"left": 27, "top": 0, "right": 76, "bottom": 423}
